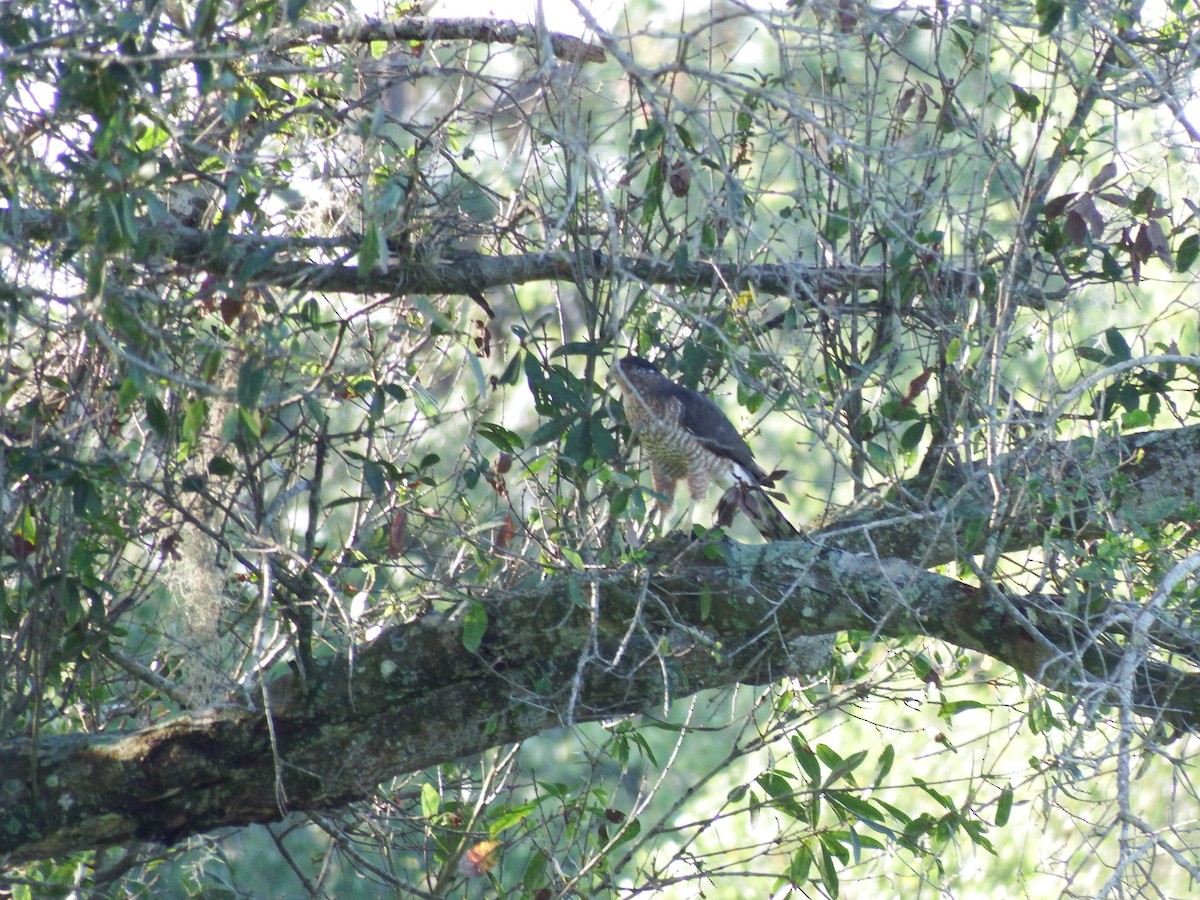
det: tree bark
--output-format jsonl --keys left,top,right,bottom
{"left": 274, "top": 17, "right": 608, "bottom": 65}
{"left": 8, "top": 209, "right": 1016, "bottom": 309}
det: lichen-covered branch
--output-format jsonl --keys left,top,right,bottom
{"left": 6, "top": 208, "right": 991, "bottom": 308}
{"left": 3, "top": 533, "right": 1195, "bottom": 864}
{"left": 274, "top": 16, "right": 607, "bottom": 64}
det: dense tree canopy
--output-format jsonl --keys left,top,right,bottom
{"left": 4, "top": 0, "right": 1200, "bottom": 896}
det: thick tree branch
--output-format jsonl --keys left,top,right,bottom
{"left": 273, "top": 17, "right": 607, "bottom": 65}
{"left": 3, "top": 210, "right": 997, "bottom": 307}
{"left": 2, "top": 534, "right": 1194, "bottom": 865}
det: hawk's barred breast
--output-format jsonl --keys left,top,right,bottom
{"left": 614, "top": 356, "right": 765, "bottom": 509}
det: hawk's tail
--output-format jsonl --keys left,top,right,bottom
{"left": 716, "top": 483, "right": 800, "bottom": 541}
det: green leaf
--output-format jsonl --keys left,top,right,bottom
{"left": 1035, "top": 0, "right": 1064, "bottom": 35}
{"left": 192, "top": 0, "right": 219, "bottom": 40}
{"left": 914, "top": 777, "right": 957, "bottom": 812}
{"left": 522, "top": 850, "right": 548, "bottom": 890}
{"left": 178, "top": 471, "right": 208, "bottom": 500}
{"left": 236, "top": 359, "right": 266, "bottom": 408}
{"left": 873, "top": 797, "right": 914, "bottom": 826}
{"left": 819, "top": 844, "right": 840, "bottom": 897}
{"left": 633, "top": 119, "right": 664, "bottom": 152}
{"left": 672, "top": 241, "right": 689, "bottom": 276}
{"left": 821, "top": 749, "right": 868, "bottom": 788}
{"left": 876, "top": 744, "right": 895, "bottom": 783}
{"left": 488, "top": 802, "right": 537, "bottom": 836}
{"left": 412, "top": 297, "right": 454, "bottom": 336}
{"left": 1008, "top": 83, "right": 1040, "bottom": 119}
{"left": 477, "top": 421, "right": 525, "bottom": 453}
{"left": 208, "top": 456, "right": 236, "bottom": 476}
{"left": 793, "top": 738, "right": 822, "bottom": 782}
{"left": 609, "top": 488, "right": 628, "bottom": 517}
{"left": 1105, "top": 326, "right": 1131, "bottom": 362}
{"left": 410, "top": 382, "right": 440, "bottom": 418}
{"left": 368, "top": 385, "right": 386, "bottom": 422}
{"left": 117, "top": 376, "right": 139, "bottom": 411}
{"left": 286, "top": 0, "right": 310, "bottom": 23}
{"left": 900, "top": 421, "right": 926, "bottom": 451}
{"left": 641, "top": 160, "right": 663, "bottom": 224}
{"left": 590, "top": 415, "right": 616, "bottom": 461}
{"left": 611, "top": 817, "right": 642, "bottom": 848}
{"left": 627, "top": 729, "right": 660, "bottom": 767}
{"left": 1121, "top": 408, "right": 1151, "bottom": 429}
{"left": 550, "top": 341, "right": 604, "bottom": 359}
{"left": 145, "top": 395, "right": 169, "bottom": 436}
{"left": 420, "top": 782, "right": 440, "bottom": 818}
{"left": 962, "top": 817, "right": 997, "bottom": 854}
{"left": 944, "top": 337, "right": 962, "bottom": 365}
{"left": 561, "top": 419, "right": 592, "bottom": 467}
{"left": 1100, "top": 249, "right": 1123, "bottom": 281}
{"left": 756, "top": 770, "right": 809, "bottom": 822}
{"left": 864, "top": 440, "right": 890, "bottom": 469}
{"left": 182, "top": 398, "right": 207, "bottom": 446}
{"left": 529, "top": 417, "right": 569, "bottom": 446}
{"left": 788, "top": 844, "right": 813, "bottom": 885}
{"left": 822, "top": 207, "right": 850, "bottom": 243}
{"left": 233, "top": 247, "right": 277, "bottom": 282}
{"left": 193, "top": 59, "right": 216, "bottom": 92}
{"left": 358, "top": 221, "right": 382, "bottom": 272}
{"left": 14, "top": 506, "right": 36, "bottom": 543}
{"left": 200, "top": 349, "right": 223, "bottom": 383}
{"left": 938, "top": 699, "right": 987, "bottom": 718}
{"left": 362, "top": 459, "right": 387, "bottom": 499}
{"left": 675, "top": 123, "right": 696, "bottom": 151}
{"left": 1132, "top": 186, "right": 1158, "bottom": 215}
{"left": 70, "top": 475, "right": 96, "bottom": 517}
{"left": 756, "top": 770, "right": 795, "bottom": 800}
{"left": 238, "top": 406, "right": 261, "bottom": 440}
{"left": 99, "top": 195, "right": 136, "bottom": 249}
{"left": 1176, "top": 233, "right": 1200, "bottom": 272}
{"left": 828, "top": 791, "right": 884, "bottom": 823}
{"left": 995, "top": 785, "right": 1014, "bottom": 827}
{"left": 461, "top": 600, "right": 488, "bottom": 653}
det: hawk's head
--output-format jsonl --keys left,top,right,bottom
{"left": 617, "top": 356, "right": 660, "bottom": 375}
{"left": 614, "top": 355, "right": 668, "bottom": 391}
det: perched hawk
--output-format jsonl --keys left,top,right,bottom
{"left": 613, "top": 355, "right": 798, "bottom": 540}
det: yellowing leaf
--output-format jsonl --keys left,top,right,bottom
{"left": 459, "top": 840, "right": 501, "bottom": 878}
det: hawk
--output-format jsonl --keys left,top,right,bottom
{"left": 613, "top": 355, "right": 798, "bottom": 540}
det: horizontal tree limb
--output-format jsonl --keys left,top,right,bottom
{"left": 274, "top": 16, "right": 608, "bottom": 65}
{"left": 6, "top": 209, "right": 1009, "bottom": 307}
{"left": 2, "top": 530, "right": 1194, "bottom": 864}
